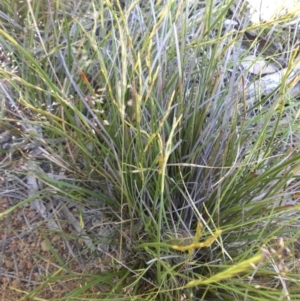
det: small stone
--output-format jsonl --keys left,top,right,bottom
{"left": 18, "top": 271, "right": 24, "bottom": 278}
{"left": 11, "top": 279, "right": 20, "bottom": 288}
{"left": 18, "top": 260, "right": 26, "bottom": 271}
{"left": 33, "top": 273, "right": 41, "bottom": 281}
{"left": 41, "top": 240, "right": 50, "bottom": 252}
{"left": 27, "top": 261, "right": 32, "bottom": 270}
{"left": 4, "top": 259, "right": 13, "bottom": 269}
{"left": 51, "top": 235, "right": 60, "bottom": 243}
{"left": 10, "top": 243, "right": 18, "bottom": 252}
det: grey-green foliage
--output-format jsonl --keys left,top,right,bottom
{"left": 0, "top": 0, "right": 28, "bottom": 25}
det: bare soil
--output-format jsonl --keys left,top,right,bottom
{"left": 0, "top": 197, "right": 111, "bottom": 300}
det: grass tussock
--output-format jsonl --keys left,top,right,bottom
{"left": 1, "top": 0, "right": 300, "bottom": 300}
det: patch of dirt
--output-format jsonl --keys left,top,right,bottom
{"left": 0, "top": 196, "right": 113, "bottom": 300}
